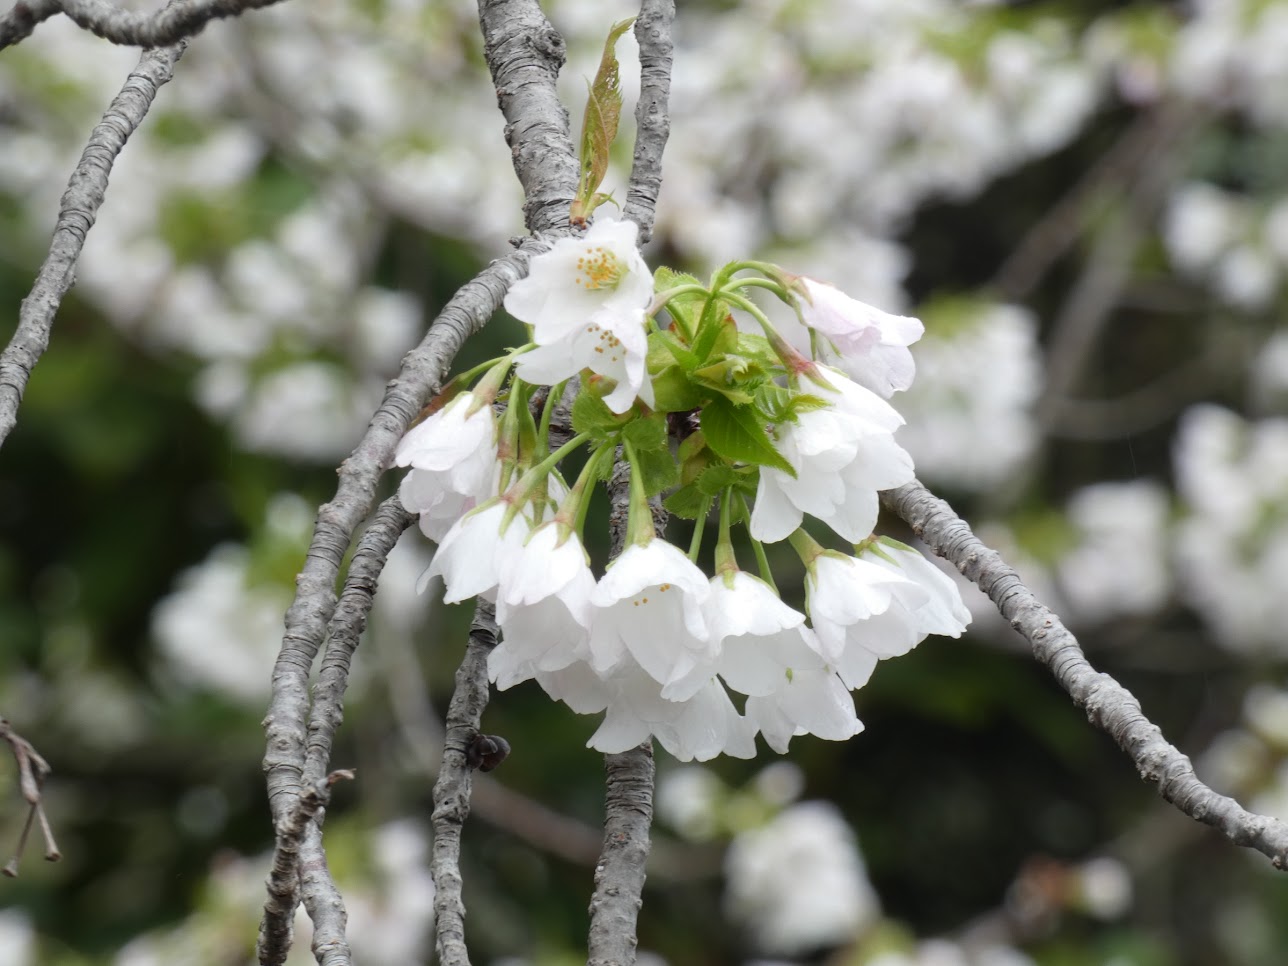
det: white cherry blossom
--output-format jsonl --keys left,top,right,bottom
{"left": 797, "top": 278, "right": 924, "bottom": 397}
{"left": 395, "top": 391, "right": 499, "bottom": 542}
{"left": 826, "top": 541, "right": 971, "bottom": 688}
{"left": 505, "top": 219, "right": 656, "bottom": 413}
{"left": 419, "top": 502, "right": 532, "bottom": 603}
{"left": 588, "top": 539, "right": 713, "bottom": 689}
{"left": 804, "top": 551, "right": 927, "bottom": 676}
{"left": 490, "top": 567, "right": 596, "bottom": 689}
{"left": 751, "top": 369, "right": 915, "bottom": 543}
{"left": 514, "top": 307, "right": 653, "bottom": 414}
{"left": 503, "top": 219, "right": 654, "bottom": 343}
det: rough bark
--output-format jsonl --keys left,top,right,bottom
{"left": 881, "top": 479, "right": 1288, "bottom": 870}
{"left": 430, "top": 602, "right": 499, "bottom": 966}
{"left": 0, "top": 40, "right": 185, "bottom": 450}
{"left": 0, "top": 0, "right": 286, "bottom": 51}
{"left": 621, "top": 0, "right": 675, "bottom": 243}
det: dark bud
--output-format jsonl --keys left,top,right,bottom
{"left": 466, "top": 734, "right": 511, "bottom": 772}
{"left": 667, "top": 408, "right": 701, "bottom": 443}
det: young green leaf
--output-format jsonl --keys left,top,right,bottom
{"left": 572, "top": 390, "right": 626, "bottom": 440}
{"left": 663, "top": 482, "right": 709, "bottom": 519}
{"left": 570, "top": 18, "right": 635, "bottom": 225}
{"left": 622, "top": 413, "right": 668, "bottom": 452}
{"left": 699, "top": 396, "right": 795, "bottom": 475}
{"left": 650, "top": 365, "right": 704, "bottom": 413}
{"left": 633, "top": 443, "right": 680, "bottom": 497}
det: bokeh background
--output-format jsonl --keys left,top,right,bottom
{"left": 3, "top": 0, "right": 1288, "bottom": 962}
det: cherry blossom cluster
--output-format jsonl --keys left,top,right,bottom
{"left": 395, "top": 220, "right": 969, "bottom": 761}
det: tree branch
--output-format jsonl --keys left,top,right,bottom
{"left": 587, "top": 743, "right": 655, "bottom": 966}
{"left": 0, "top": 39, "right": 185, "bottom": 451}
{"left": 431, "top": 600, "right": 499, "bottom": 966}
{"left": 256, "top": 496, "right": 416, "bottom": 965}
{"left": 586, "top": 457, "right": 661, "bottom": 964}
{"left": 621, "top": 0, "right": 675, "bottom": 244}
{"left": 0, "top": 0, "right": 285, "bottom": 52}
{"left": 881, "top": 479, "right": 1288, "bottom": 870}
{"left": 256, "top": 769, "right": 354, "bottom": 965}
{"left": 262, "top": 247, "right": 537, "bottom": 837}
{"left": 476, "top": 0, "right": 579, "bottom": 234}
{"left": 303, "top": 496, "right": 416, "bottom": 791}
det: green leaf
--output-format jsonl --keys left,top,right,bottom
{"left": 572, "top": 391, "right": 624, "bottom": 441}
{"left": 651, "top": 328, "right": 699, "bottom": 372}
{"left": 663, "top": 483, "right": 709, "bottom": 519}
{"left": 753, "top": 383, "right": 794, "bottom": 421}
{"left": 649, "top": 365, "right": 704, "bottom": 414}
{"left": 691, "top": 375, "right": 755, "bottom": 406}
{"left": 691, "top": 309, "right": 734, "bottom": 366}
{"left": 622, "top": 413, "right": 667, "bottom": 451}
{"left": 696, "top": 463, "right": 740, "bottom": 497}
{"left": 633, "top": 444, "right": 680, "bottom": 497}
{"left": 570, "top": 17, "right": 635, "bottom": 225}
{"left": 677, "top": 430, "right": 711, "bottom": 486}
{"left": 699, "top": 396, "right": 794, "bottom": 475}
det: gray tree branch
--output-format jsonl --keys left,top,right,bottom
{"left": 621, "top": 0, "right": 674, "bottom": 244}
{"left": 430, "top": 600, "right": 499, "bottom": 966}
{"left": 587, "top": 458, "right": 662, "bottom": 966}
{"left": 256, "top": 496, "right": 416, "bottom": 965}
{"left": 0, "top": 39, "right": 185, "bottom": 451}
{"left": 0, "top": 0, "right": 285, "bottom": 52}
{"left": 881, "top": 478, "right": 1288, "bottom": 871}
{"left": 477, "top": 0, "right": 580, "bottom": 235}
{"left": 256, "top": 770, "right": 354, "bottom": 965}
{"left": 262, "top": 246, "right": 536, "bottom": 837}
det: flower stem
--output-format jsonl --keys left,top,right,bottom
{"left": 720, "top": 291, "right": 811, "bottom": 375}
{"left": 622, "top": 438, "right": 656, "bottom": 549}
{"left": 502, "top": 432, "right": 592, "bottom": 528}
{"left": 537, "top": 378, "right": 570, "bottom": 455}
{"left": 738, "top": 493, "right": 777, "bottom": 592}
{"left": 688, "top": 496, "right": 712, "bottom": 562}
{"left": 457, "top": 348, "right": 529, "bottom": 392}
{"left": 787, "top": 527, "right": 826, "bottom": 566}
{"left": 714, "top": 489, "right": 739, "bottom": 576}
{"left": 722, "top": 276, "right": 789, "bottom": 299}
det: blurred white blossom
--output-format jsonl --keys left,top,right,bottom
{"left": 725, "top": 802, "right": 878, "bottom": 955}
{"left": 1174, "top": 405, "right": 1288, "bottom": 655}
{"left": 1057, "top": 481, "right": 1170, "bottom": 623}
{"left": 897, "top": 304, "right": 1042, "bottom": 492}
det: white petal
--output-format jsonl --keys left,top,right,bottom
{"left": 750, "top": 470, "right": 805, "bottom": 543}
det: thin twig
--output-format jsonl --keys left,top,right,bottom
{"left": 0, "top": 39, "right": 186, "bottom": 451}
{"left": 299, "top": 819, "right": 351, "bottom": 966}
{"left": 256, "top": 769, "right": 355, "bottom": 963}
{"left": 476, "top": 0, "right": 580, "bottom": 235}
{"left": 0, "top": 719, "right": 59, "bottom": 877}
{"left": 621, "top": 0, "right": 675, "bottom": 244}
{"left": 0, "top": 0, "right": 285, "bottom": 52}
{"left": 430, "top": 601, "right": 499, "bottom": 966}
{"left": 881, "top": 479, "right": 1288, "bottom": 870}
